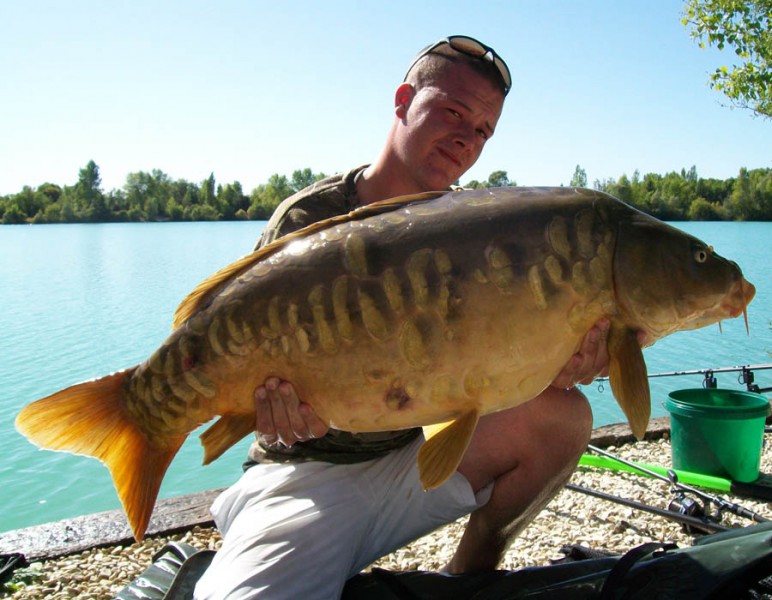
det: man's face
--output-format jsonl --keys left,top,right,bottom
{"left": 396, "top": 63, "right": 505, "bottom": 191}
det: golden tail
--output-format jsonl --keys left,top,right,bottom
{"left": 14, "top": 369, "right": 185, "bottom": 541}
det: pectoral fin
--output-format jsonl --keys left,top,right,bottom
{"left": 200, "top": 414, "right": 257, "bottom": 465}
{"left": 418, "top": 409, "right": 479, "bottom": 490}
{"left": 607, "top": 324, "right": 650, "bottom": 440}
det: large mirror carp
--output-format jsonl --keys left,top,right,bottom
{"left": 17, "top": 187, "right": 754, "bottom": 540}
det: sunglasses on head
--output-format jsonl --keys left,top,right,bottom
{"left": 403, "top": 35, "right": 512, "bottom": 96}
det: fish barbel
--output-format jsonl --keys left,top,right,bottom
{"left": 16, "top": 187, "right": 755, "bottom": 540}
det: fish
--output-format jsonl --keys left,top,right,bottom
{"left": 16, "top": 186, "right": 755, "bottom": 540}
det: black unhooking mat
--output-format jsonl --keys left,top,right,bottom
{"left": 103, "top": 521, "right": 772, "bottom": 599}
{"left": 343, "top": 523, "right": 772, "bottom": 600}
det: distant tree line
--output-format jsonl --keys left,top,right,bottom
{"left": 0, "top": 161, "right": 327, "bottom": 225}
{"left": 449, "top": 166, "right": 771, "bottom": 221}
{"left": 1, "top": 160, "right": 771, "bottom": 224}
{"left": 592, "top": 166, "right": 772, "bottom": 221}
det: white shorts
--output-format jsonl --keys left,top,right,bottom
{"left": 194, "top": 435, "right": 492, "bottom": 600}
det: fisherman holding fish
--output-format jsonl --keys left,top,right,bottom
{"left": 194, "top": 36, "right": 611, "bottom": 599}
{"left": 16, "top": 33, "right": 752, "bottom": 598}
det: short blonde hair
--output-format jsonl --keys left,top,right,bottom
{"left": 405, "top": 44, "right": 507, "bottom": 98}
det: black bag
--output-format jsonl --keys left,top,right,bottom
{"left": 342, "top": 522, "right": 772, "bottom": 599}
{"left": 114, "top": 542, "right": 215, "bottom": 600}
{"left": 0, "top": 553, "right": 29, "bottom": 588}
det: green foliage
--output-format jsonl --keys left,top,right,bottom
{"left": 570, "top": 165, "right": 588, "bottom": 187}
{"left": 2, "top": 562, "right": 44, "bottom": 593}
{"left": 465, "top": 170, "right": 516, "bottom": 189}
{"left": 248, "top": 169, "right": 327, "bottom": 220}
{"left": 0, "top": 162, "right": 325, "bottom": 224}
{"left": 593, "top": 165, "right": 772, "bottom": 220}
{"left": 76, "top": 160, "right": 108, "bottom": 221}
{"left": 486, "top": 170, "right": 514, "bottom": 187}
{"left": 2, "top": 203, "right": 26, "bottom": 224}
{"left": 688, "top": 197, "right": 727, "bottom": 219}
{"left": 2, "top": 162, "right": 770, "bottom": 224}
{"left": 683, "top": 0, "right": 772, "bottom": 118}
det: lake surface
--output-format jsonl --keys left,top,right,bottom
{"left": 1, "top": 221, "right": 771, "bottom": 532}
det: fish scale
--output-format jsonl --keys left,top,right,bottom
{"left": 15, "top": 187, "right": 755, "bottom": 540}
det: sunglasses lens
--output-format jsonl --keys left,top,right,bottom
{"left": 448, "top": 36, "right": 510, "bottom": 94}
{"left": 447, "top": 36, "right": 487, "bottom": 57}
{"left": 493, "top": 56, "right": 512, "bottom": 91}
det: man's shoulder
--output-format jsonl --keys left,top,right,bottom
{"left": 286, "top": 172, "right": 346, "bottom": 204}
{"left": 282, "top": 165, "right": 366, "bottom": 210}
{"left": 258, "top": 166, "right": 367, "bottom": 248}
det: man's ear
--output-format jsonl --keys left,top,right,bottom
{"left": 394, "top": 83, "right": 415, "bottom": 119}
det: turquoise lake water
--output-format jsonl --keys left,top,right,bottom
{"left": 1, "top": 220, "right": 771, "bottom": 532}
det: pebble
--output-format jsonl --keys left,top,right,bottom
{"left": 4, "top": 439, "right": 771, "bottom": 598}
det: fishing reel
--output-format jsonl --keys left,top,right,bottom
{"left": 667, "top": 469, "right": 723, "bottom": 535}
{"left": 667, "top": 495, "right": 716, "bottom": 535}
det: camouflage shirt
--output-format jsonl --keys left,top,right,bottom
{"left": 246, "top": 165, "right": 421, "bottom": 467}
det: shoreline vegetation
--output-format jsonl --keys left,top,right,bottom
{"left": 1, "top": 162, "right": 771, "bottom": 225}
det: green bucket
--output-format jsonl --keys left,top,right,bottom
{"left": 666, "top": 388, "right": 770, "bottom": 483}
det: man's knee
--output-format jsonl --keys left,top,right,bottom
{"left": 537, "top": 388, "right": 593, "bottom": 466}
{"left": 559, "top": 388, "right": 593, "bottom": 448}
{"left": 459, "top": 389, "right": 591, "bottom": 490}
{"left": 508, "top": 389, "right": 591, "bottom": 481}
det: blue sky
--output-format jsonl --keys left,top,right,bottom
{"left": 1, "top": 0, "right": 769, "bottom": 196}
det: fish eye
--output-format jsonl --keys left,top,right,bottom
{"left": 694, "top": 247, "right": 711, "bottom": 263}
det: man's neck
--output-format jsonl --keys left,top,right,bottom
{"left": 356, "top": 159, "right": 423, "bottom": 206}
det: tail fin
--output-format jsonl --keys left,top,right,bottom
{"left": 15, "top": 369, "right": 185, "bottom": 541}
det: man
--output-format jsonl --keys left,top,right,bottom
{"left": 195, "top": 36, "right": 606, "bottom": 599}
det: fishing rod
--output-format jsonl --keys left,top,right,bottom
{"left": 579, "top": 454, "right": 772, "bottom": 502}
{"left": 586, "top": 445, "right": 769, "bottom": 525}
{"left": 595, "top": 363, "right": 772, "bottom": 393}
{"left": 565, "top": 483, "right": 729, "bottom": 535}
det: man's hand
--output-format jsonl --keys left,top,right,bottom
{"left": 551, "top": 319, "right": 650, "bottom": 389}
{"left": 254, "top": 377, "right": 329, "bottom": 446}
{"left": 551, "top": 319, "right": 612, "bottom": 389}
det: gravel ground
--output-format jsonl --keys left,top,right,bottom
{"left": 4, "top": 437, "right": 771, "bottom": 598}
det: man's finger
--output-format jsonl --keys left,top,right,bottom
{"left": 278, "top": 381, "right": 313, "bottom": 442}
{"left": 262, "top": 378, "right": 296, "bottom": 446}
{"left": 299, "top": 402, "right": 330, "bottom": 439}
{"left": 254, "top": 386, "right": 278, "bottom": 443}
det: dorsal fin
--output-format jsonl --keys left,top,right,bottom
{"left": 171, "top": 190, "right": 446, "bottom": 329}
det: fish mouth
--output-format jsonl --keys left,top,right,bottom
{"left": 720, "top": 277, "right": 755, "bottom": 334}
{"left": 656, "top": 276, "right": 756, "bottom": 337}
{"left": 721, "top": 277, "right": 755, "bottom": 317}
